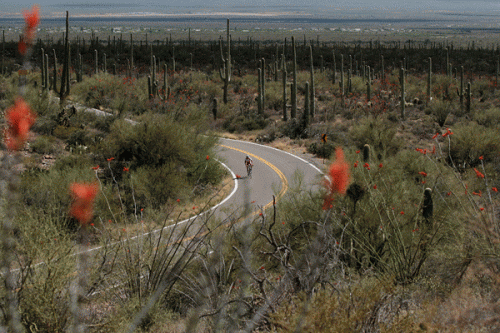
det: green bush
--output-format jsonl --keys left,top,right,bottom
{"left": 473, "top": 106, "right": 500, "bottom": 128}
{"left": 30, "top": 135, "right": 58, "bottom": 154}
{"left": 307, "top": 141, "right": 335, "bottom": 159}
{"left": 447, "top": 120, "right": 500, "bottom": 166}
{"left": 97, "top": 115, "right": 223, "bottom": 208}
{"left": 223, "top": 113, "right": 268, "bottom": 133}
{"left": 71, "top": 73, "right": 149, "bottom": 116}
{"left": 332, "top": 148, "right": 466, "bottom": 283}
{"left": 280, "top": 118, "right": 307, "bottom": 139}
{"left": 426, "top": 99, "right": 452, "bottom": 127}
{"left": 16, "top": 209, "right": 75, "bottom": 332}
{"left": 349, "top": 115, "right": 402, "bottom": 159}
{"left": 270, "top": 277, "right": 416, "bottom": 332}
{"left": 19, "top": 155, "right": 95, "bottom": 230}
{"left": 53, "top": 125, "right": 81, "bottom": 141}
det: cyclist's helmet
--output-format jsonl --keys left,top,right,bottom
{"left": 246, "top": 155, "right": 250, "bottom": 159}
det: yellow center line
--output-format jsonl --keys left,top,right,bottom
{"left": 159, "top": 145, "right": 290, "bottom": 247}
{"left": 218, "top": 144, "right": 289, "bottom": 210}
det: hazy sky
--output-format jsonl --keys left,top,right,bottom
{"left": 2, "top": 0, "right": 500, "bottom": 17}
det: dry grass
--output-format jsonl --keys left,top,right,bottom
{"left": 102, "top": 173, "right": 234, "bottom": 240}
{"left": 416, "top": 260, "right": 500, "bottom": 332}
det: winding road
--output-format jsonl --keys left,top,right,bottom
{"left": 213, "top": 138, "right": 324, "bottom": 224}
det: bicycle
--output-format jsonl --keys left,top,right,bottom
{"left": 246, "top": 163, "right": 253, "bottom": 178}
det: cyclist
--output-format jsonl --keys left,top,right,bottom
{"left": 244, "top": 155, "right": 253, "bottom": 178}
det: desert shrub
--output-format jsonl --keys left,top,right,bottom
{"left": 471, "top": 78, "right": 494, "bottom": 99}
{"left": 446, "top": 121, "right": 500, "bottom": 166}
{"left": 189, "top": 70, "right": 222, "bottom": 100}
{"left": 65, "top": 128, "right": 93, "bottom": 148}
{"left": 331, "top": 148, "right": 467, "bottom": 283}
{"left": 432, "top": 74, "right": 457, "bottom": 101}
{"left": 426, "top": 99, "right": 452, "bottom": 127}
{"left": 19, "top": 154, "right": 96, "bottom": 230}
{"left": 307, "top": 141, "right": 335, "bottom": 159}
{"left": 98, "top": 296, "right": 180, "bottom": 333}
{"left": 255, "top": 126, "right": 279, "bottom": 143}
{"left": 223, "top": 113, "right": 268, "bottom": 133}
{"left": 473, "top": 106, "right": 500, "bottom": 128}
{"left": 0, "top": 77, "right": 16, "bottom": 109}
{"left": 270, "top": 276, "right": 416, "bottom": 332}
{"left": 349, "top": 115, "right": 402, "bottom": 159}
{"left": 406, "top": 73, "right": 427, "bottom": 101}
{"left": 349, "top": 76, "right": 368, "bottom": 94}
{"left": 30, "top": 135, "right": 58, "bottom": 154}
{"left": 280, "top": 118, "right": 308, "bottom": 139}
{"left": 32, "top": 115, "right": 58, "bottom": 135}
{"left": 97, "top": 115, "right": 223, "bottom": 208}
{"left": 54, "top": 122, "right": 85, "bottom": 139}
{"left": 71, "top": 73, "right": 149, "bottom": 116}
{"left": 263, "top": 81, "right": 283, "bottom": 111}
{"left": 25, "top": 88, "right": 60, "bottom": 118}
{"left": 15, "top": 210, "right": 75, "bottom": 332}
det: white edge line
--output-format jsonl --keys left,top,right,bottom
{"left": 11, "top": 158, "right": 239, "bottom": 271}
{"left": 89, "top": 160, "right": 238, "bottom": 296}
{"left": 85, "top": 158, "right": 238, "bottom": 252}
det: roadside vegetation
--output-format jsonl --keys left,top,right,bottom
{"left": 1, "top": 15, "right": 500, "bottom": 331}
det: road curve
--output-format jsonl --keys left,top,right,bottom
{"left": 214, "top": 138, "right": 324, "bottom": 224}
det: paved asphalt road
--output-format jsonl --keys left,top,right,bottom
{"left": 214, "top": 138, "right": 324, "bottom": 225}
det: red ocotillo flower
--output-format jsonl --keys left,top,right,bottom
{"left": 474, "top": 168, "right": 485, "bottom": 179}
{"left": 23, "top": 5, "right": 40, "bottom": 33}
{"left": 323, "top": 148, "right": 350, "bottom": 210}
{"left": 4, "top": 97, "right": 36, "bottom": 150}
{"left": 69, "top": 182, "right": 99, "bottom": 225}
{"left": 19, "top": 5, "right": 40, "bottom": 55}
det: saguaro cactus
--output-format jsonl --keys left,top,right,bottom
{"left": 381, "top": 55, "right": 385, "bottom": 83}
{"left": 427, "top": 57, "right": 432, "bottom": 102}
{"left": 332, "top": 51, "right": 336, "bottom": 85}
{"left": 347, "top": 69, "right": 352, "bottom": 94}
{"left": 257, "top": 67, "right": 263, "bottom": 114}
{"left": 400, "top": 67, "right": 405, "bottom": 120}
{"left": 423, "top": 188, "right": 433, "bottom": 224}
{"left": 309, "top": 45, "right": 315, "bottom": 117}
{"left": 340, "top": 54, "right": 345, "bottom": 107}
{"left": 446, "top": 48, "right": 450, "bottom": 77}
{"left": 366, "top": 66, "right": 371, "bottom": 101}
{"left": 282, "top": 55, "right": 288, "bottom": 121}
{"left": 363, "top": 144, "right": 370, "bottom": 163}
{"left": 291, "top": 36, "right": 297, "bottom": 118}
{"left": 212, "top": 97, "right": 218, "bottom": 120}
{"left": 1, "top": 30, "right": 4, "bottom": 75}
{"left": 52, "top": 49, "right": 58, "bottom": 92}
{"left": 77, "top": 53, "right": 82, "bottom": 82}
{"left": 457, "top": 66, "right": 465, "bottom": 105}
{"left": 219, "top": 19, "right": 231, "bottom": 104}
{"left": 260, "top": 58, "right": 266, "bottom": 108}
{"left": 303, "top": 81, "right": 310, "bottom": 128}
{"left": 147, "top": 75, "right": 152, "bottom": 99}
{"left": 130, "top": 33, "right": 134, "bottom": 72}
{"left": 496, "top": 58, "right": 499, "bottom": 87}
{"left": 41, "top": 48, "right": 45, "bottom": 88}
{"left": 94, "top": 49, "right": 98, "bottom": 75}
{"left": 45, "top": 53, "right": 49, "bottom": 88}
{"left": 171, "top": 46, "right": 176, "bottom": 73}
{"left": 151, "top": 55, "right": 157, "bottom": 96}
{"left": 466, "top": 81, "right": 472, "bottom": 113}
{"left": 163, "top": 63, "right": 169, "bottom": 100}
{"left": 59, "top": 12, "right": 70, "bottom": 100}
